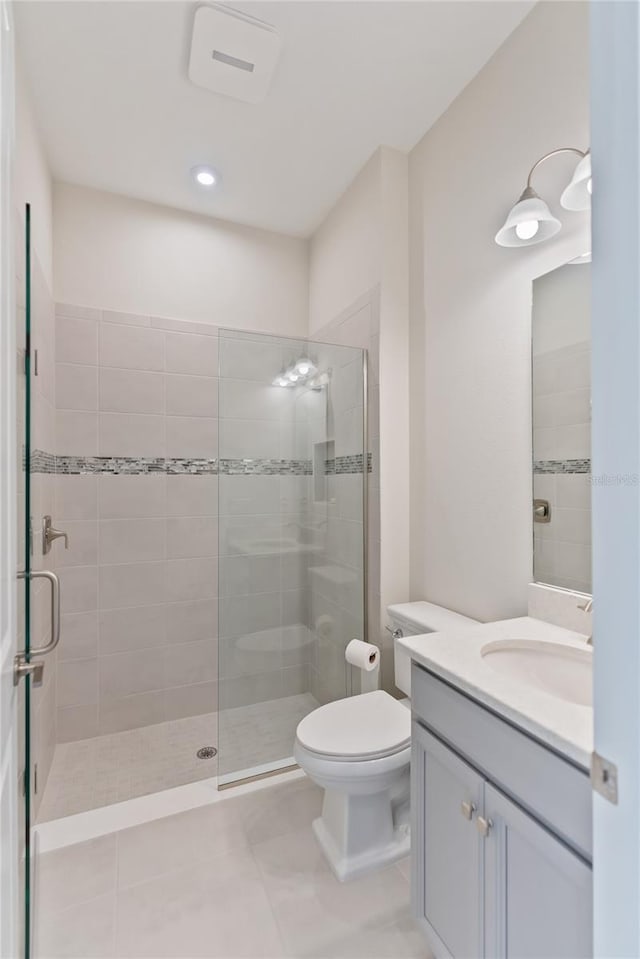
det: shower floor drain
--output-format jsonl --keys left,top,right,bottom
{"left": 196, "top": 746, "right": 218, "bottom": 760}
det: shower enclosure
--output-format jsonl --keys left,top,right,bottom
{"left": 16, "top": 204, "right": 367, "bottom": 841}
{"left": 15, "top": 207, "right": 367, "bottom": 951}
{"left": 217, "top": 331, "right": 367, "bottom": 785}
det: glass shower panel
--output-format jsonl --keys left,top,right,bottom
{"left": 217, "top": 330, "right": 366, "bottom": 785}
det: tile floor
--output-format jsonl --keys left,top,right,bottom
{"left": 38, "top": 695, "right": 319, "bottom": 822}
{"left": 34, "top": 775, "right": 429, "bottom": 959}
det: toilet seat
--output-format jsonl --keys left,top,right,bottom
{"left": 296, "top": 690, "right": 410, "bottom": 762}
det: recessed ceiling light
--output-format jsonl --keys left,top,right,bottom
{"left": 192, "top": 165, "right": 218, "bottom": 188}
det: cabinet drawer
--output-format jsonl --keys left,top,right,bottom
{"left": 411, "top": 663, "right": 592, "bottom": 860}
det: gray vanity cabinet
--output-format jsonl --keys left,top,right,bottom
{"left": 483, "top": 783, "right": 592, "bottom": 959}
{"left": 411, "top": 665, "right": 593, "bottom": 959}
{"left": 418, "top": 728, "right": 484, "bottom": 958}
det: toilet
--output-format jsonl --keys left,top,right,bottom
{"left": 294, "top": 601, "right": 478, "bottom": 881}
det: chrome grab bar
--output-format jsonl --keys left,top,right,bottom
{"left": 17, "top": 568, "right": 61, "bottom": 656}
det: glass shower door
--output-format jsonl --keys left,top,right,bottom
{"left": 217, "top": 330, "right": 366, "bottom": 786}
{"left": 16, "top": 204, "right": 59, "bottom": 957}
{"left": 16, "top": 203, "right": 35, "bottom": 959}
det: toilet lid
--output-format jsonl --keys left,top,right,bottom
{"left": 296, "top": 690, "right": 411, "bottom": 760}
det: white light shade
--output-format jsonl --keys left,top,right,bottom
{"left": 560, "top": 152, "right": 591, "bottom": 211}
{"left": 495, "top": 190, "right": 561, "bottom": 247}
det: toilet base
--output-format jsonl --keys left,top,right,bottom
{"left": 312, "top": 814, "right": 410, "bottom": 882}
{"left": 311, "top": 783, "right": 410, "bottom": 882}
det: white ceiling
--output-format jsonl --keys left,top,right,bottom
{"left": 15, "top": 1, "right": 533, "bottom": 237}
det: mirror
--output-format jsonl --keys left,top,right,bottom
{"left": 532, "top": 261, "right": 591, "bottom": 594}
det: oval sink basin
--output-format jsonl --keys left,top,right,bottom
{"left": 481, "top": 639, "right": 592, "bottom": 708}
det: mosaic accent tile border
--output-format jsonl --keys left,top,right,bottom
{"left": 325, "top": 453, "right": 373, "bottom": 475}
{"left": 533, "top": 458, "right": 591, "bottom": 475}
{"left": 221, "top": 458, "right": 312, "bottom": 476}
{"left": 29, "top": 449, "right": 56, "bottom": 473}
{"left": 30, "top": 450, "right": 372, "bottom": 477}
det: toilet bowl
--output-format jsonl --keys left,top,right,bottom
{"left": 295, "top": 602, "right": 479, "bottom": 881}
{"left": 294, "top": 690, "right": 411, "bottom": 881}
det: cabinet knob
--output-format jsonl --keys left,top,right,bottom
{"left": 476, "top": 816, "right": 493, "bottom": 838}
{"left": 460, "top": 800, "right": 476, "bottom": 821}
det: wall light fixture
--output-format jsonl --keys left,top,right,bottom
{"left": 495, "top": 148, "right": 591, "bottom": 248}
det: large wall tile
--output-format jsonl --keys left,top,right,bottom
{"left": 99, "top": 562, "right": 166, "bottom": 609}
{"left": 56, "top": 363, "right": 98, "bottom": 411}
{"left": 99, "top": 412, "right": 165, "bottom": 457}
{"left": 219, "top": 378, "right": 292, "bottom": 422}
{"left": 163, "top": 682, "right": 218, "bottom": 721}
{"left": 219, "top": 337, "right": 282, "bottom": 382}
{"left": 99, "top": 518, "right": 166, "bottom": 564}
{"left": 219, "top": 418, "right": 279, "bottom": 459}
{"left": 166, "top": 416, "right": 217, "bottom": 458}
{"left": 165, "top": 331, "right": 218, "bottom": 376}
{"left": 57, "top": 704, "right": 98, "bottom": 743}
{"left": 99, "top": 605, "right": 167, "bottom": 654}
{"left": 164, "top": 639, "right": 217, "bottom": 688}
{"left": 165, "top": 558, "right": 217, "bottom": 603}
{"left": 55, "top": 520, "right": 98, "bottom": 568}
{"left": 57, "top": 659, "right": 98, "bottom": 709}
{"left": 165, "top": 374, "right": 218, "bottom": 417}
{"left": 218, "top": 475, "right": 280, "bottom": 516}
{"left": 99, "top": 649, "right": 166, "bottom": 700}
{"left": 99, "top": 368, "right": 164, "bottom": 414}
{"left": 59, "top": 565, "right": 98, "bottom": 614}
{"left": 56, "top": 315, "right": 98, "bottom": 365}
{"left": 56, "top": 410, "right": 98, "bottom": 456}
{"left": 98, "top": 690, "right": 165, "bottom": 735}
{"left": 166, "top": 475, "right": 217, "bottom": 516}
{"left": 59, "top": 611, "right": 99, "bottom": 661}
{"left": 55, "top": 475, "right": 98, "bottom": 521}
{"left": 98, "top": 475, "right": 165, "bottom": 519}
{"left": 163, "top": 599, "right": 217, "bottom": 644}
{"left": 99, "top": 324, "right": 164, "bottom": 371}
{"left": 166, "top": 516, "right": 217, "bottom": 559}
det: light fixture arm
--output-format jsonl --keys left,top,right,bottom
{"left": 525, "top": 147, "right": 588, "bottom": 190}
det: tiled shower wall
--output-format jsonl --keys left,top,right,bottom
{"left": 48, "top": 303, "right": 374, "bottom": 755}
{"left": 53, "top": 306, "right": 219, "bottom": 741}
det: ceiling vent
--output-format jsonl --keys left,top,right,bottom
{"left": 188, "top": 4, "right": 282, "bottom": 105}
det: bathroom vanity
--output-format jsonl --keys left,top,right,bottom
{"left": 402, "top": 615, "right": 593, "bottom": 959}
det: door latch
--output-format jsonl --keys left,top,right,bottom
{"left": 591, "top": 751, "right": 618, "bottom": 804}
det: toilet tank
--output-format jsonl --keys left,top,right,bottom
{"left": 387, "top": 601, "right": 479, "bottom": 697}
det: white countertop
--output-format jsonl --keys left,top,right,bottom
{"left": 399, "top": 616, "right": 593, "bottom": 769}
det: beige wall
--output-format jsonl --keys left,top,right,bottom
{"left": 309, "top": 152, "right": 382, "bottom": 335}
{"left": 408, "top": 1, "right": 591, "bottom": 622}
{"left": 15, "top": 56, "right": 52, "bottom": 289}
{"left": 53, "top": 182, "right": 310, "bottom": 336}
{"left": 308, "top": 146, "right": 410, "bottom": 693}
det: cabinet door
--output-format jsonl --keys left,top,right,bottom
{"left": 412, "top": 723, "right": 484, "bottom": 958}
{"left": 484, "top": 783, "right": 592, "bottom": 959}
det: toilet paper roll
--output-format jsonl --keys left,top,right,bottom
{"left": 345, "top": 638, "right": 379, "bottom": 672}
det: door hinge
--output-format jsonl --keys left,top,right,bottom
{"left": 34, "top": 763, "right": 38, "bottom": 795}
{"left": 591, "top": 751, "right": 618, "bottom": 804}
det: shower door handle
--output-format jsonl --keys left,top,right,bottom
{"left": 14, "top": 569, "right": 61, "bottom": 686}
